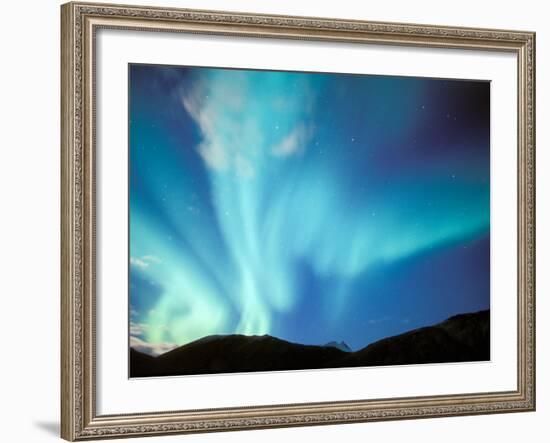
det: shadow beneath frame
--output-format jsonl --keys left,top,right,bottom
{"left": 33, "top": 421, "right": 59, "bottom": 437}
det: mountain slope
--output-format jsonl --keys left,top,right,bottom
{"left": 337, "top": 310, "right": 489, "bottom": 368}
{"left": 324, "top": 341, "right": 352, "bottom": 352}
{"left": 130, "top": 309, "right": 489, "bottom": 377}
{"left": 131, "top": 334, "right": 346, "bottom": 377}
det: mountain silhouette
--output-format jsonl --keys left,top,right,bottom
{"left": 130, "top": 309, "right": 489, "bottom": 378}
{"left": 324, "top": 341, "right": 352, "bottom": 352}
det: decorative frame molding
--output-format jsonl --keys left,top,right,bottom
{"left": 61, "top": 2, "right": 536, "bottom": 440}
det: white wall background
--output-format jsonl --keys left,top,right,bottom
{"left": 0, "top": 0, "right": 546, "bottom": 442}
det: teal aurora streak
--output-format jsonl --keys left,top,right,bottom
{"left": 129, "top": 65, "right": 490, "bottom": 356}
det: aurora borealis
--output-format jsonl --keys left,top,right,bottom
{"left": 129, "top": 64, "right": 490, "bottom": 357}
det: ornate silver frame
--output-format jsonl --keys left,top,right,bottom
{"left": 61, "top": 2, "right": 536, "bottom": 440}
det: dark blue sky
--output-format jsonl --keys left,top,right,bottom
{"left": 128, "top": 64, "right": 490, "bottom": 355}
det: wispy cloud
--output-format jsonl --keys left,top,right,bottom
{"left": 181, "top": 80, "right": 230, "bottom": 172}
{"left": 130, "top": 321, "right": 169, "bottom": 338}
{"left": 272, "top": 123, "right": 312, "bottom": 157}
{"left": 234, "top": 155, "right": 255, "bottom": 179}
{"left": 180, "top": 70, "right": 317, "bottom": 182}
{"left": 130, "top": 257, "right": 149, "bottom": 269}
{"left": 142, "top": 255, "right": 162, "bottom": 264}
{"left": 130, "top": 255, "right": 162, "bottom": 270}
{"left": 130, "top": 322, "right": 148, "bottom": 337}
{"left": 130, "top": 335, "right": 177, "bottom": 357}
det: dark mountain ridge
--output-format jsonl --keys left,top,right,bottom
{"left": 324, "top": 341, "right": 352, "bottom": 352}
{"left": 130, "top": 309, "right": 489, "bottom": 378}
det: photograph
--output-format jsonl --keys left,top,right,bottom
{"left": 128, "top": 64, "right": 491, "bottom": 378}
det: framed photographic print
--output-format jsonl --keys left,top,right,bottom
{"left": 61, "top": 1, "right": 536, "bottom": 440}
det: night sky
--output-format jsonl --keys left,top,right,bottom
{"left": 129, "top": 64, "right": 490, "bottom": 356}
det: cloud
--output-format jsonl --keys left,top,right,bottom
{"left": 272, "top": 123, "right": 312, "bottom": 157}
{"left": 130, "top": 321, "right": 169, "bottom": 338}
{"left": 130, "top": 255, "right": 162, "bottom": 270}
{"left": 234, "top": 155, "right": 255, "bottom": 179}
{"left": 130, "top": 322, "right": 148, "bottom": 337}
{"left": 180, "top": 70, "right": 317, "bottom": 182}
{"left": 197, "top": 140, "right": 228, "bottom": 171}
{"left": 142, "top": 255, "right": 162, "bottom": 264}
{"left": 130, "top": 257, "right": 149, "bottom": 269}
{"left": 130, "top": 335, "right": 177, "bottom": 357}
{"left": 181, "top": 81, "right": 230, "bottom": 172}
